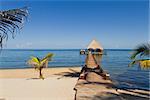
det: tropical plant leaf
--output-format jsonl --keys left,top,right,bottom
{"left": 42, "top": 53, "right": 53, "bottom": 61}
{"left": 41, "top": 53, "right": 53, "bottom": 68}
{"left": 129, "top": 59, "right": 150, "bottom": 69}
{"left": 27, "top": 56, "right": 40, "bottom": 68}
{"left": 139, "top": 60, "right": 150, "bottom": 69}
{"left": 0, "top": 7, "right": 28, "bottom": 48}
{"left": 27, "top": 53, "right": 53, "bottom": 79}
{"left": 41, "top": 58, "right": 48, "bottom": 67}
{"left": 129, "top": 60, "right": 139, "bottom": 67}
{"left": 130, "top": 43, "right": 150, "bottom": 60}
{"left": 129, "top": 43, "right": 150, "bottom": 69}
{"left": 27, "top": 53, "right": 53, "bottom": 69}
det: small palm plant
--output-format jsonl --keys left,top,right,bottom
{"left": 129, "top": 43, "right": 150, "bottom": 69}
{"left": 27, "top": 53, "right": 53, "bottom": 79}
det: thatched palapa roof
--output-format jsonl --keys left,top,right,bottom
{"left": 87, "top": 39, "right": 103, "bottom": 50}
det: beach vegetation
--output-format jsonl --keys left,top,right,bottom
{"left": 129, "top": 43, "right": 150, "bottom": 69}
{"left": 27, "top": 53, "right": 53, "bottom": 79}
{"left": 0, "top": 7, "right": 28, "bottom": 48}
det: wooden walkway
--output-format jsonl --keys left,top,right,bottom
{"left": 74, "top": 71, "right": 123, "bottom": 100}
{"left": 74, "top": 51, "right": 150, "bottom": 100}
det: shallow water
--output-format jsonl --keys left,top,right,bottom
{"left": 0, "top": 49, "right": 149, "bottom": 90}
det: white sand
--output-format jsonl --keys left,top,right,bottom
{"left": 0, "top": 67, "right": 81, "bottom": 100}
{"left": 0, "top": 75, "right": 78, "bottom": 100}
{"left": 0, "top": 68, "right": 149, "bottom": 100}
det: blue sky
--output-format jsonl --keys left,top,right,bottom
{"left": 0, "top": 0, "right": 149, "bottom": 49}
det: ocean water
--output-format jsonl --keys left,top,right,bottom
{"left": 0, "top": 49, "right": 149, "bottom": 90}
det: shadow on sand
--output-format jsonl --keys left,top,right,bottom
{"left": 78, "top": 89, "right": 149, "bottom": 100}
{"left": 26, "top": 78, "right": 42, "bottom": 80}
{"left": 92, "top": 91, "right": 150, "bottom": 100}
{"left": 54, "top": 68, "right": 80, "bottom": 79}
{"left": 82, "top": 81, "right": 116, "bottom": 89}
{"left": 74, "top": 70, "right": 150, "bottom": 100}
{"left": 87, "top": 82, "right": 150, "bottom": 100}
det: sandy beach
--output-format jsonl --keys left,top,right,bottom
{"left": 0, "top": 67, "right": 149, "bottom": 100}
{"left": 0, "top": 67, "right": 81, "bottom": 100}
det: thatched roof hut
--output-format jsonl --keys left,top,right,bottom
{"left": 87, "top": 39, "right": 103, "bottom": 51}
{"left": 86, "top": 39, "right": 103, "bottom": 55}
{"left": 80, "top": 39, "right": 103, "bottom": 55}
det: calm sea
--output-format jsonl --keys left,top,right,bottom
{"left": 0, "top": 49, "right": 149, "bottom": 90}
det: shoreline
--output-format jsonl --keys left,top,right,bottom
{"left": 0, "top": 67, "right": 149, "bottom": 100}
{"left": 0, "top": 66, "right": 81, "bottom": 70}
{"left": 0, "top": 67, "right": 81, "bottom": 78}
{"left": 0, "top": 67, "right": 149, "bottom": 90}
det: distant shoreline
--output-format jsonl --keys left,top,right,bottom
{"left": 0, "top": 66, "right": 81, "bottom": 70}
{"left": 1, "top": 49, "right": 133, "bottom": 51}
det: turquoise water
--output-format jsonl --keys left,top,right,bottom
{"left": 0, "top": 49, "right": 149, "bottom": 90}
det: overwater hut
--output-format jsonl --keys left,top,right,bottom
{"left": 74, "top": 40, "right": 112, "bottom": 100}
{"left": 80, "top": 39, "right": 103, "bottom": 54}
{"left": 87, "top": 39, "right": 103, "bottom": 54}
{"left": 87, "top": 39, "right": 103, "bottom": 65}
{"left": 80, "top": 39, "right": 103, "bottom": 65}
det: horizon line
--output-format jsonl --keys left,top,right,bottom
{"left": 2, "top": 48, "right": 133, "bottom": 50}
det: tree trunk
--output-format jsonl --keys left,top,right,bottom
{"left": 39, "top": 68, "right": 44, "bottom": 79}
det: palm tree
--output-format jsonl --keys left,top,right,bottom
{"left": 129, "top": 43, "right": 150, "bottom": 69}
{"left": 27, "top": 53, "right": 53, "bottom": 79}
{"left": 0, "top": 7, "right": 28, "bottom": 48}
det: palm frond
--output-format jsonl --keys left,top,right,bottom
{"left": 27, "top": 56, "right": 40, "bottom": 68}
{"left": 129, "top": 59, "right": 150, "bottom": 69}
{"left": 27, "top": 53, "right": 53, "bottom": 79}
{"left": 41, "top": 59, "right": 49, "bottom": 68}
{"left": 0, "top": 7, "right": 28, "bottom": 48}
{"left": 130, "top": 43, "right": 150, "bottom": 60}
{"left": 129, "top": 60, "right": 139, "bottom": 67}
{"left": 41, "top": 53, "right": 53, "bottom": 68}
{"left": 42, "top": 53, "right": 53, "bottom": 61}
{"left": 27, "top": 53, "right": 54, "bottom": 69}
{"left": 139, "top": 60, "right": 150, "bottom": 69}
